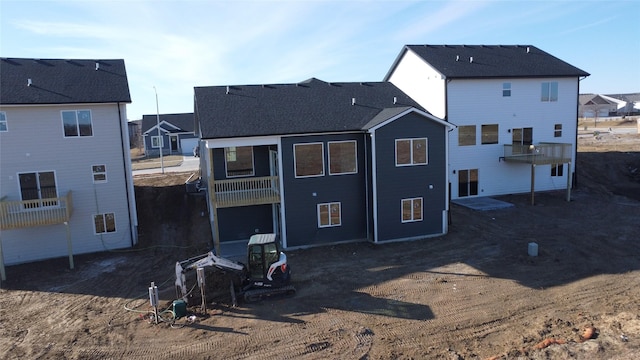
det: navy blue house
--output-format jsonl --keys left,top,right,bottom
{"left": 141, "top": 113, "right": 198, "bottom": 156}
{"left": 194, "top": 78, "right": 454, "bottom": 251}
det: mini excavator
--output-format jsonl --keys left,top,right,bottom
{"left": 175, "top": 233, "right": 295, "bottom": 304}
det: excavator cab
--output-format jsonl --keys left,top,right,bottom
{"left": 246, "top": 233, "right": 291, "bottom": 288}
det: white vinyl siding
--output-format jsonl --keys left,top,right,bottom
{"left": 447, "top": 78, "right": 578, "bottom": 199}
{"left": 0, "top": 104, "right": 135, "bottom": 265}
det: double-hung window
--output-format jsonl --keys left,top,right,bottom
{"left": 396, "top": 138, "right": 427, "bottom": 166}
{"left": 94, "top": 213, "right": 116, "bottom": 234}
{"left": 318, "top": 202, "right": 341, "bottom": 227}
{"left": 62, "top": 110, "right": 93, "bottom": 137}
{"left": 401, "top": 197, "right": 422, "bottom": 222}
{"left": 541, "top": 82, "right": 558, "bottom": 102}
{"left": 458, "top": 125, "right": 476, "bottom": 146}
{"left": 554, "top": 124, "right": 562, "bottom": 137}
{"left": 502, "top": 82, "right": 511, "bottom": 97}
{"left": 0, "top": 111, "right": 7, "bottom": 131}
{"left": 225, "top": 146, "right": 254, "bottom": 177}
{"left": 294, "top": 143, "right": 324, "bottom": 178}
{"left": 92, "top": 165, "right": 107, "bottom": 183}
{"left": 481, "top": 124, "right": 499, "bottom": 144}
{"left": 328, "top": 140, "right": 357, "bottom": 175}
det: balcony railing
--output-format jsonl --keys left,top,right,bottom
{"left": 502, "top": 142, "right": 572, "bottom": 165}
{"left": 0, "top": 191, "right": 73, "bottom": 230}
{"left": 212, "top": 176, "right": 280, "bottom": 208}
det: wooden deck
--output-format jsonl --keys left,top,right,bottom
{"left": 213, "top": 176, "right": 280, "bottom": 208}
{"left": 502, "top": 142, "right": 572, "bottom": 165}
{"left": 0, "top": 191, "right": 73, "bottom": 230}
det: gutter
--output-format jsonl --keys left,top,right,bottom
{"left": 117, "top": 102, "right": 138, "bottom": 245}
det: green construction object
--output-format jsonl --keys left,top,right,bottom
{"left": 172, "top": 299, "right": 187, "bottom": 318}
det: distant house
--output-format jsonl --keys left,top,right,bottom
{"left": 579, "top": 94, "right": 617, "bottom": 118}
{"left": 385, "top": 45, "right": 589, "bottom": 201}
{"left": 0, "top": 58, "right": 138, "bottom": 279}
{"left": 193, "top": 78, "right": 454, "bottom": 250}
{"left": 141, "top": 113, "right": 198, "bottom": 156}
{"left": 127, "top": 120, "right": 142, "bottom": 149}
{"left": 602, "top": 93, "right": 640, "bottom": 116}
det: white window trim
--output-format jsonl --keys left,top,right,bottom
{"left": 0, "top": 111, "right": 7, "bottom": 132}
{"left": 328, "top": 140, "right": 357, "bottom": 175}
{"left": 94, "top": 212, "right": 117, "bottom": 234}
{"left": 92, "top": 164, "right": 107, "bottom": 183}
{"left": 317, "top": 202, "right": 341, "bottom": 228}
{"left": 224, "top": 146, "right": 255, "bottom": 178}
{"left": 401, "top": 197, "right": 423, "bottom": 223}
{"left": 151, "top": 136, "right": 163, "bottom": 148}
{"left": 395, "top": 138, "right": 428, "bottom": 167}
{"left": 294, "top": 142, "right": 325, "bottom": 178}
{"left": 502, "top": 82, "right": 511, "bottom": 97}
{"left": 17, "top": 170, "right": 60, "bottom": 208}
{"left": 61, "top": 109, "right": 93, "bottom": 138}
{"left": 541, "top": 82, "right": 558, "bottom": 102}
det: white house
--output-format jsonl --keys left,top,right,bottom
{"left": 385, "top": 45, "right": 589, "bottom": 201}
{"left": 0, "top": 58, "right": 138, "bottom": 280}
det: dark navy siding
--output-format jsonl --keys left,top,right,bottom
{"left": 218, "top": 205, "right": 274, "bottom": 242}
{"left": 373, "top": 112, "right": 447, "bottom": 241}
{"left": 281, "top": 133, "right": 368, "bottom": 247}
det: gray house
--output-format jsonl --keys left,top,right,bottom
{"left": 141, "top": 113, "right": 198, "bottom": 156}
{"left": 193, "top": 78, "right": 454, "bottom": 251}
{"left": 0, "top": 58, "right": 138, "bottom": 279}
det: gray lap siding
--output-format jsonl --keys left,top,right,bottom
{"left": 281, "top": 134, "right": 368, "bottom": 247}
{"left": 373, "top": 113, "right": 447, "bottom": 241}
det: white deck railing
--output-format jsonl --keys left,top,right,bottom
{"left": 213, "top": 176, "right": 280, "bottom": 208}
{"left": 0, "top": 191, "right": 73, "bottom": 230}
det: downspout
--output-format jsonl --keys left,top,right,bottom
{"left": 117, "top": 102, "right": 138, "bottom": 246}
{"left": 363, "top": 131, "right": 370, "bottom": 241}
{"left": 574, "top": 76, "right": 587, "bottom": 189}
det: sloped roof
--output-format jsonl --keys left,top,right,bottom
{"left": 579, "top": 94, "right": 616, "bottom": 106}
{"left": 195, "top": 78, "right": 428, "bottom": 139}
{"left": 384, "top": 45, "right": 589, "bottom": 80}
{"left": 0, "top": 58, "right": 131, "bottom": 104}
{"left": 141, "top": 113, "right": 194, "bottom": 133}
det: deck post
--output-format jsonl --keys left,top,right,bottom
{"left": 65, "top": 221, "right": 74, "bottom": 270}
{"left": 566, "top": 164, "right": 572, "bottom": 202}
{"left": 209, "top": 148, "right": 221, "bottom": 256}
{"left": 530, "top": 163, "right": 536, "bottom": 205}
{"left": 0, "top": 235, "right": 6, "bottom": 281}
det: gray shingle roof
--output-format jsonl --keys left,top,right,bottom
{"left": 195, "top": 78, "right": 426, "bottom": 139}
{"left": 141, "top": 113, "right": 195, "bottom": 133}
{"left": 384, "top": 45, "right": 590, "bottom": 80}
{"left": 0, "top": 58, "right": 131, "bottom": 104}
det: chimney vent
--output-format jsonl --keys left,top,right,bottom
{"left": 456, "top": 55, "right": 459, "bottom": 61}
{"left": 95, "top": 62, "right": 100, "bottom": 70}
{"left": 352, "top": 98, "right": 356, "bottom": 106}
{"left": 27, "top": 78, "right": 32, "bottom": 87}
{"left": 226, "top": 86, "right": 229, "bottom": 94}
{"left": 393, "top": 96, "right": 397, "bottom": 104}
{"left": 469, "top": 56, "right": 474, "bottom": 63}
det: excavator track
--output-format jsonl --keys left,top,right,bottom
{"left": 243, "top": 285, "right": 296, "bottom": 303}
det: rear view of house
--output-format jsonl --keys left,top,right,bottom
{"left": 194, "top": 78, "right": 454, "bottom": 251}
{"left": 385, "top": 45, "right": 589, "bottom": 201}
{"left": 0, "top": 58, "right": 138, "bottom": 279}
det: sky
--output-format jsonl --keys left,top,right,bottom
{"left": 1, "top": 0, "right": 639, "bottom": 121}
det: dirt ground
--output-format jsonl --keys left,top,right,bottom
{"left": 1, "top": 125, "right": 639, "bottom": 360}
